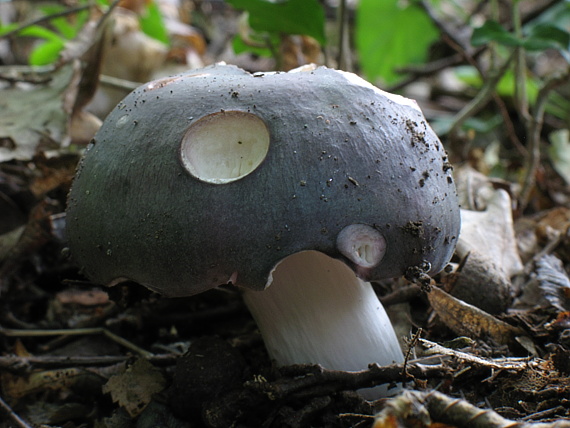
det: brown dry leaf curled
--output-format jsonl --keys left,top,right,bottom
{"left": 427, "top": 286, "right": 526, "bottom": 347}
{"left": 536, "top": 254, "right": 570, "bottom": 312}
{"left": 374, "top": 389, "right": 570, "bottom": 428}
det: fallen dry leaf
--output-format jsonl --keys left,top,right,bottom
{"left": 374, "top": 389, "right": 570, "bottom": 428}
{"left": 449, "top": 250, "right": 513, "bottom": 314}
{"left": 427, "top": 286, "right": 526, "bottom": 347}
{"left": 536, "top": 206, "right": 570, "bottom": 241}
{"left": 0, "top": 62, "right": 81, "bottom": 162}
{"left": 1, "top": 368, "right": 101, "bottom": 400}
{"left": 449, "top": 189, "right": 524, "bottom": 313}
{"left": 457, "top": 189, "right": 523, "bottom": 278}
{"left": 536, "top": 254, "right": 570, "bottom": 312}
{"left": 102, "top": 358, "right": 166, "bottom": 417}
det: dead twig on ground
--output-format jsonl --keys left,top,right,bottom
{"left": 0, "top": 354, "right": 178, "bottom": 372}
{"left": 0, "top": 326, "right": 152, "bottom": 357}
{"left": 0, "top": 394, "right": 32, "bottom": 428}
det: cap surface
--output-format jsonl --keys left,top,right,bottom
{"left": 66, "top": 64, "right": 460, "bottom": 297}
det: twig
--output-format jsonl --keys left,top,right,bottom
{"left": 396, "top": 53, "right": 464, "bottom": 76}
{"left": 0, "top": 394, "right": 32, "bottom": 428}
{"left": 416, "top": 0, "right": 523, "bottom": 162}
{"left": 336, "top": 0, "right": 347, "bottom": 70}
{"left": 247, "top": 362, "right": 451, "bottom": 400}
{"left": 519, "top": 70, "right": 570, "bottom": 211}
{"left": 402, "top": 328, "right": 422, "bottom": 378}
{"left": 388, "top": 53, "right": 465, "bottom": 92}
{"left": 420, "top": 338, "right": 533, "bottom": 370}
{"left": 420, "top": 0, "right": 471, "bottom": 53}
{"left": 492, "top": 92, "right": 527, "bottom": 157}
{"left": 448, "top": 52, "right": 515, "bottom": 139}
{"left": 522, "top": 406, "right": 568, "bottom": 422}
{"left": 0, "top": 326, "right": 152, "bottom": 357}
{"left": 0, "top": 4, "right": 93, "bottom": 40}
{"left": 512, "top": 1, "right": 531, "bottom": 125}
{"left": 0, "top": 354, "right": 178, "bottom": 372}
{"left": 99, "top": 74, "right": 142, "bottom": 91}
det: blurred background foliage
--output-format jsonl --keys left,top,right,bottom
{"left": 1, "top": 0, "right": 570, "bottom": 209}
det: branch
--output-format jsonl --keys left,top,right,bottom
{"left": 519, "top": 69, "right": 570, "bottom": 211}
{"left": 0, "top": 354, "right": 178, "bottom": 372}
{"left": 247, "top": 362, "right": 450, "bottom": 400}
{"left": 448, "top": 52, "right": 515, "bottom": 139}
{"left": 0, "top": 326, "right": 152, "bottom": 357}
{"left": 0, "top": 4, "right": 93, "bottom": 40}
{"left": 0, "top": 395, "right": 32, "bottom": 428}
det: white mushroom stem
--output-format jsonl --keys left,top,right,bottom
{"left": 242, "top": 250, "right": 404, "bottom": 399}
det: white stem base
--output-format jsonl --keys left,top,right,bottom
{"left": 242, "top": 251, "right": 404, "bottom": 399}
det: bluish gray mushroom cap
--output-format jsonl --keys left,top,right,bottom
{"left": 66, "top": 64, "right": 460, "bottom": 297}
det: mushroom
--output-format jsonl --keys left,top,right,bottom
{"left": 66, "top": 64, "right": 460, "bottom": 398}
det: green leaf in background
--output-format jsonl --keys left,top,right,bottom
{"left": 29, "top": 39, "right": 66, "bottom": 65}
{"left": 546, "top": 91, "right": 570, "bottom": 120}
{"left": 18, "top": 25, "right": 65, "bottom": 42}
{"left": 356, "top": 0, "right": 439, "bottom": 85}
{"left": 464, "top": 115, "right": 504, "bottom": 134}
{"left": 226, "top": 0, "right": 326, "bottom": 45}
{"left": 454, "top": 66, "right": 539, "bottom": 103}
{"left": 0, "top": 23, "right": 18, "bottom": 36}
{"left": 523, "top": 23, "right": 570, "bottom": 54}
{"left": 232, "top": 33, "right": 275, "bottom": 57}
{"left": 471, "top": 20, "right": 521, "bottom": 47}
{"left": 548, "top": 129, "right": 570, "bottom": 185}
{"left": 139, "top": 0, "right": 170, "bottom": 45}
{"left": 472, "top": 20, "right": 570, "bottom": 58}
{"left": 39, "top": 5, "right": 86, "bottom": 39}
{"left": 17, "top": 26, "right": 66, "bottom": 65}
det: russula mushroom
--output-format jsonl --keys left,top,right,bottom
{"left": 66, "top": 64, "right": 460, "bottom": 398}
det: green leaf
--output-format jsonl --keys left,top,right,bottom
{"left": 495, "top": 70, "right": 539, "bottom": 102}
{"left": 471, "top": 21, "right": 521, "bottom": 47}
{"left": 139, "top": 0, "right": 170, "bottom": 45}
{"left": 472, "top": 21, "right": 570, "bottom": 58}
{"left": 40, "top": 5, "right": 77, "bottom": 39}
{"left": 19, "top": 25, "right": 65, "bottom": 42}
{"left": 545, "top": 91, "right": 570, "bottom": 120}
{"left": 232, "top": 34, "right": 274, "bottom": 57}
{"left": 226, "top": 0, "right": 326, "bottom": 45}
{"left": 463, "top": 115, "right": 503, "bottom": 133}
{"left": 548, "top": 129, "right": 570, "bottom": 185}
{"left": 355, "top": 0, "right": 439, "bottom": 85}
{"left": 523, "top": 23, "right": 570, "bottom": 52}
{"left": 454, "top": 65, "right": 539, "bottom": 103}
{"left": 0, "top": 23, "right": 19, "bottom": 36}
{"left": 29, "top": 39, "right": 66, "bottom": 65}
